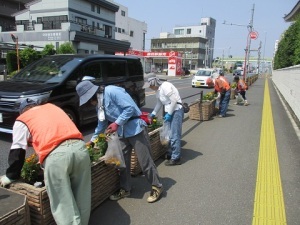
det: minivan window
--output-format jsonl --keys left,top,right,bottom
{"left": 12, "top": 55, "right": 84, "bottom": 83}
{"left": 82, "top": 60, "right": 126, "bottom": 82}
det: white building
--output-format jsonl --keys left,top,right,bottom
{"left": 110, "top": 1, "right": 147, "bottom": 51}
{"left": 0, "top": 0, "right": 136, "bottom": 54}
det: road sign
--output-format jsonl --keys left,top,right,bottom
{"left": 250, "top": 31, "right": 259, "bottom": 40}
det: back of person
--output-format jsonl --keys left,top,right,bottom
{"left": 17, "top": 103, "right": 83, "bottom": 163}
{"left": 237, "top": 79, "right": 248, "bottom": 91}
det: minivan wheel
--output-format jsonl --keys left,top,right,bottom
{"left": 63, "top": 108, "right": 78, "bottom": 125}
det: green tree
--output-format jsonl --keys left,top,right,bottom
{"left": 6, "top": 51, "right": 18, "bottom": 73}
{"left": 274, "top": 16, "right": 300, "bottom": 69}
{"left": 42, "top": 44, "right": 56, "bottom": 56}
{"left": 57, "top": 42, "right": 76, "bottom": 54}
{"left": 19, "top": 47, "right": 40, "bottom": 67}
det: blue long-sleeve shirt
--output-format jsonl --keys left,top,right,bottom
{"left": 91, "top": 85, "right": 146, "bottom": 141}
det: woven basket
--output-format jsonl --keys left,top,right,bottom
{"left": 189, "top": 99, "right": 215, "bottom": 121}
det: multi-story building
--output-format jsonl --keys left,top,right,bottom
{"left": 110, "top": 1, "right": 147, "bottom": 51}
{"left": 0, "top": 0, "right": 131, "bottom": 54}
{"left": 150, "top": 17, "right": 216, "bottom": 70}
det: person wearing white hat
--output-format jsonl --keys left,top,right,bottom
{"left": 143, "top": 74, "right": 184, "bottom": 166}
{"left": 76, "top": 81, "right": 164, "bottom": 203}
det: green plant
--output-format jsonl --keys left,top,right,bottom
{"left": 202, "top": 91, "right": 216, "bottom": 101}
{"left": 231, "top": 82, "right": 237, "bottom": 89}
{"left": 148, "top": 117, "right": 163, "bottom": 131}
{"left": 21, "top": 153, "right": 41, "bottom": 184}
{"left": 87, "top": 133, "right": 108, "bottom": 162}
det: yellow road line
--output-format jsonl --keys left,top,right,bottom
{"left": 252, "top": 79, "right": 287, "bottom": 224}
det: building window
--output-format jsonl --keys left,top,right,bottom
{"left": 118, "top": 28, "right": 121, "bottom": 33}
{"left": 122, "top": 29, "right": 125, "bottom": 33}
{"left": 105, "top": 25, "right": 113, "bottom": 38}
{"left": 97, "top": 6, "right": 100, "bottom": 14}
{"left": 75, "top": 17, "right": 87, "bottom": 25}
{"left": 174, "top": 29, "right": 184, "bottom": 35}
{"left": 187, "top": 28, "right": 191, "bottom": 34}
{"left": 37, "top": 15, "right": 68, "bottom": 30}
{"left": 91, "top": 4, "right": 95, "bottom": 12}
{"left": 121, "top": 10, "right": 125, "bottom": 16}
{"left": 130, "top": 31, "right": 134, "bottom": 37}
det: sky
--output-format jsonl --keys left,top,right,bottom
{"left": 113, "top": 0, "right": 298, "bottom": 59}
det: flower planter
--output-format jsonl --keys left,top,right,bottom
{"left": 189, "top": 99, "right": 216, "bottom": 121}
{"left": 131, "top": 127, "right": 167, "bottom": 176}
{"left": 0, "top": 187, "right": 31, "bottom": 225}
{"left": 230, "top": 89, "right": 236, "bottom": 100}
{"left": 7, "top": 159, "right": 120, "bottom": 225}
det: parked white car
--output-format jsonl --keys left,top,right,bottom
{"left": 191, "top": 68, "right": 218, "bottom": 88}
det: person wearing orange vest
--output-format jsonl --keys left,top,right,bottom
{"left": 206, "top": 77, "right": 231, "bottom": 117}
{"left": 234, "top": 75, "right": 249, "bottom": 106}
{"left": 0, "top": 99, "right": 91, "bottom": 225}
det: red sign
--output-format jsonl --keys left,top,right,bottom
{"left": 250, "top": 31, "right": 258, "bottom": 40}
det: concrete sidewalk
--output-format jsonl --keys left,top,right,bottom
{"left": 88, "top": 77, "right": 300, "bottom": 225}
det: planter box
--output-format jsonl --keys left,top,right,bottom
{"left": 189, "top": 99, "right": 216, "bottom": 121}
{"left": 0, "top": 187, "right": 31, "bottom": 225}
{"left": 7, "top": 159, "right": 120, "bottom": 225}
{"left": 230, "top": 89, "right": 236, "bottom": 99}
{"left": 131, "top": 127, "right": 167, "bottom": 176}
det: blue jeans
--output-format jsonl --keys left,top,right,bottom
{"left": 219, "top": 90, "right": 231, "bottom": 116}
{"left": 167, "top": 108, "right": 184, "bottom": 161}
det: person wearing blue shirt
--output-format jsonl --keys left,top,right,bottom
{"left": 76, "top": 81, "right": 163, "bottom": 203}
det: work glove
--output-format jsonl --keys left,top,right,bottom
{"left": 106, "top": 122, "right": 119, "bottom": 134}
{"left": 0, "top": 175, "right": 14, "bottom": 187}
{"left": 163, "top": 113, "right": 172, "bottom": 122}
{"left": 150, "top": 113, "right": 155, "bottom": 118}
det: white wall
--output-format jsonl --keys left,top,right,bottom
{"left": 272, "top": 65, "right": 300, "bottom": 123}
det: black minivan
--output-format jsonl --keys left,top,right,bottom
{"left": 0, "top": 54, "right": 145, "bottom": 133}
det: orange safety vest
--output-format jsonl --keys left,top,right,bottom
{"left": 17, "top": 103, "right": 83, "bottom": 164}
{"left": 214, "top": 77, "right": 231, "bottom": 93}
{"left": 237, "top": 79, "right": 248, "bottom": 91}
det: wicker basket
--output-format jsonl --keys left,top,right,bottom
{"left": 189, "top": 99, "right": 215, "bottom": 121}
{"left": 0, "top": 187, "right": 31, "bottom": 225}
{"left": 7, "top": 159, "right": 120, "bottom": 225}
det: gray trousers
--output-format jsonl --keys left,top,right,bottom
{"left": 43, "top": 140, "right": 91, "bottom": 225}
{"left": 119, "top": 128, "right": 162, "bottom": 191}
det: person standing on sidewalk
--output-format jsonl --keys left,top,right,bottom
{"left": 233, "top": 75, "right": 249, "bottom": 106}
{"left": 76, "top": 81, "right": 163, "bottom": 203}
{"left": 0, "top": 99, "right": 91, "bottom": 225}
{"left": 206, "top": 77, "right": 231, "bottom": 118}
{"left": 144, "top": 74, "right": 184, "bottom": 166}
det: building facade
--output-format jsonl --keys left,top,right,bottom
{"left": 150, "top": 17, "right": 216, "bottom": 70}
{"left": 0, "top": 0, "right": 148, "bottom": 59}
{"left": 111, "top": 1, "right": 147, "bottom": 51}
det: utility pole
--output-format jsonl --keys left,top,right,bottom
{"left": 244, "top": 4, "right": 255, "bottom": 80}
{"left": 257, "top": 41, "right": 262, "bottom": 75}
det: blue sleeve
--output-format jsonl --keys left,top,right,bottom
{"left": 91, "top": 119, "right": 108, "bottom": 142}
